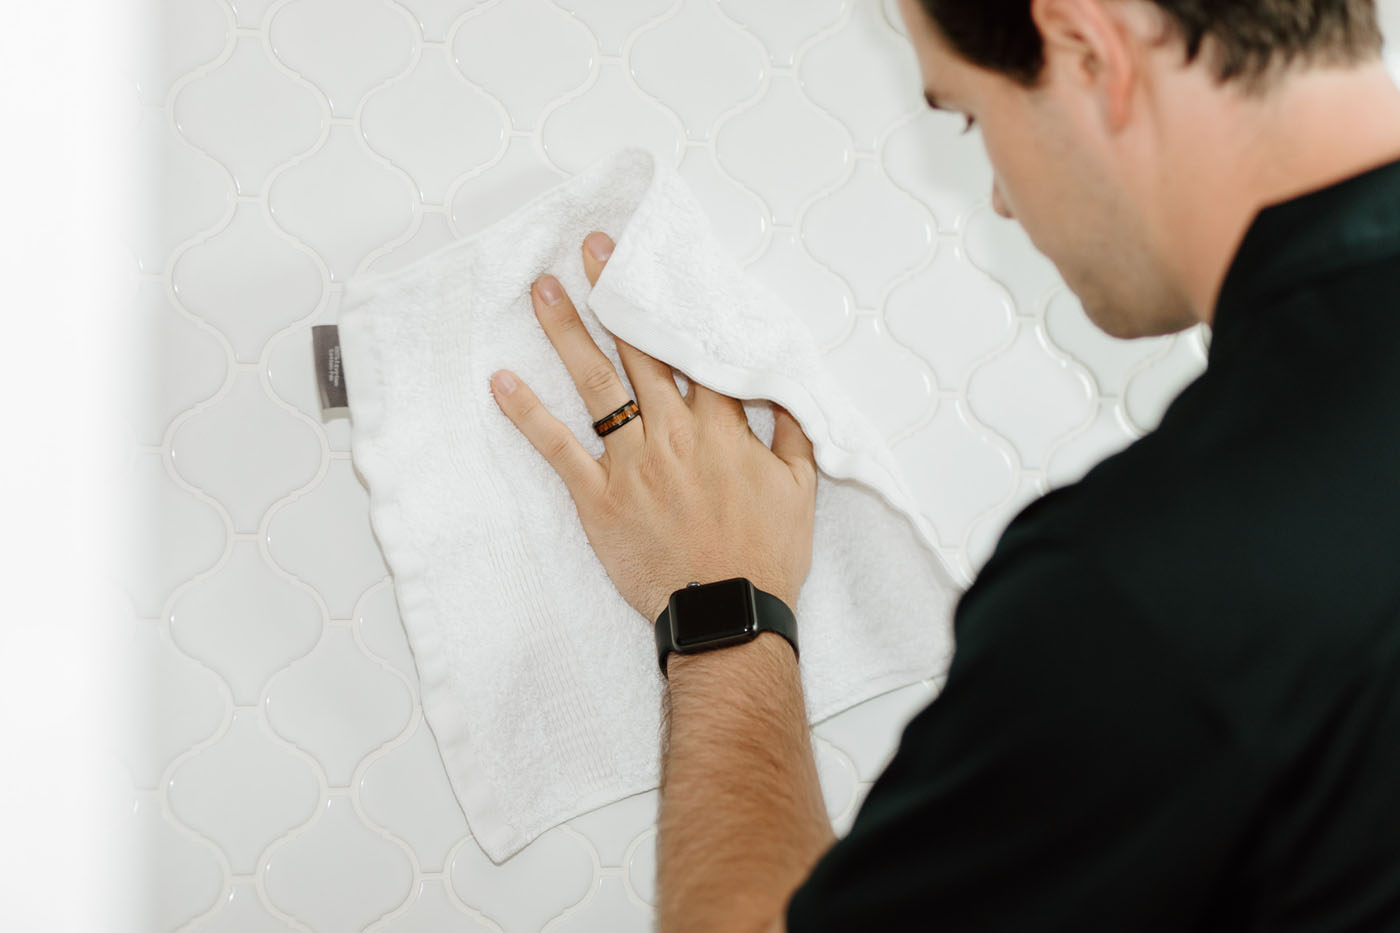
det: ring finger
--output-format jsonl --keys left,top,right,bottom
{"left": 531, "top": 274, "right": 642, "bottom": 452}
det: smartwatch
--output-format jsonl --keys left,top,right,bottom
{"left": 654, "top": 577, "right": 798, "bottom": 678}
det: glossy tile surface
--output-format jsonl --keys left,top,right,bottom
{"left": 131, "top": 0, "right": 1400, "bottom": 928}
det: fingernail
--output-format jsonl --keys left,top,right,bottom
{"left": 536, "top": 276, "right": 563, "bottom": 305}
{"left": 587, "top": 234, "right": 613, "bottom": 261}
{"left": 491, "top": 370, "right": 517, "bottom": 394}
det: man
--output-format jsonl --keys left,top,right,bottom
{"left": 489, "top": 0, "right": 1400, "bottom": 928}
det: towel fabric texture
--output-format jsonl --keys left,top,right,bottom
{"left": 337, "top": 146, "right": 962, "bottom": 863}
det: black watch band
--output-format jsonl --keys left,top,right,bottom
{"left": 654, "top": 577, "right": 798, "bottom": 679}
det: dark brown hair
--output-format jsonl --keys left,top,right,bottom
{"left": 918, "top": 0, "right": 1384, "bottom": 90}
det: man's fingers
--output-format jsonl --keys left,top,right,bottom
{"left": 491, "top": 369, "right": 606, "bottom": 499}
{"left": 531, "top": 276, "right": 640, "bottom": 448}
{"left": 690, "top": 380, "right": 749, "bottom": 430}
{"left": 770, "top": 401, "right": 817, "bottom": 484}
{"left": 582, "top": 231, "right": 614, "bottom": 283}
{"left": 581, "top": 232, "right": 689, "bottom": 422}
{"left": 615, "top": 336, "right": 689, "bottom": 421}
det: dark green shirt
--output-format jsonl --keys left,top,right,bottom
{"left": 787, "top": 158, "right": 1400, "bottom": 931}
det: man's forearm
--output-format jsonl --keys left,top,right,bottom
{"left": 657, "top": 631, "right": 837, "bottom": 932}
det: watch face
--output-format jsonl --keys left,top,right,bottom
{"left": 671, "top": 577, "right": 757, "bottom": 649}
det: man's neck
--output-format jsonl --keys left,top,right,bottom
{"left": 1162, "top": 61, "right": 1400, "bottom": 327}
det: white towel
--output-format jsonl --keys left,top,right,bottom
{"left": 337, "top": 146, "right": 961, "bottom": 863}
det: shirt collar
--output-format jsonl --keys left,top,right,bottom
{"left": 1210, "top": 155, "right": 1400, "bottom": 363}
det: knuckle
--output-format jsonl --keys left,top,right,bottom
{"left": 580, "top": 360, "right": 619, "bottom": 395}
{"left": 543, "top": 427, "right": 576, "bottom": 464}
{"left": 594, "top": 483, "right": 625, "bottom": 520}
{"left": 666, "top": 423, "right": 697, "bottom": 458}
{"left": 720, "top": 414, "right": 752, "bottom": 439}
{"left": 551, "top": 312, "right": 583, "bottom": 334}
{"left": 638, "top": 444, "right": 672, "bottom": 481}
{"left": 793, "top": 461, "right": 818, "bottom": 499}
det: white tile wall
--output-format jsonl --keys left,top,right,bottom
{"left": 115, "top": 0, "right": 1400, "bottom": 930}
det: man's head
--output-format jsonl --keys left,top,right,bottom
{"left": 895, "top": 0, "right": 1386, "bottom": 338}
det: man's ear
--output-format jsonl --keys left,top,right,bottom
{"left": 1030, "top": 0, "right": 1138, "bottom": 132}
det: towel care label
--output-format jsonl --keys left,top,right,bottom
{"left": 312, "top": 325, "right": 349, "bottom": 412}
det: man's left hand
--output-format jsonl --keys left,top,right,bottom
{"left": 489, "top": 231, "right": 818, "bottom": 625}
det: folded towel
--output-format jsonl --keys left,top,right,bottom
{"left": 337, "top": 146, "right": 961, "bottom": 863}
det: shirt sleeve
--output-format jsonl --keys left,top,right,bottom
{"left": 785, "top": 538, "right": 1266, "bottom": 931}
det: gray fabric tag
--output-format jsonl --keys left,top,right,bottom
{"left": 312, "top": 325, "right": 349, "bottom": 412}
